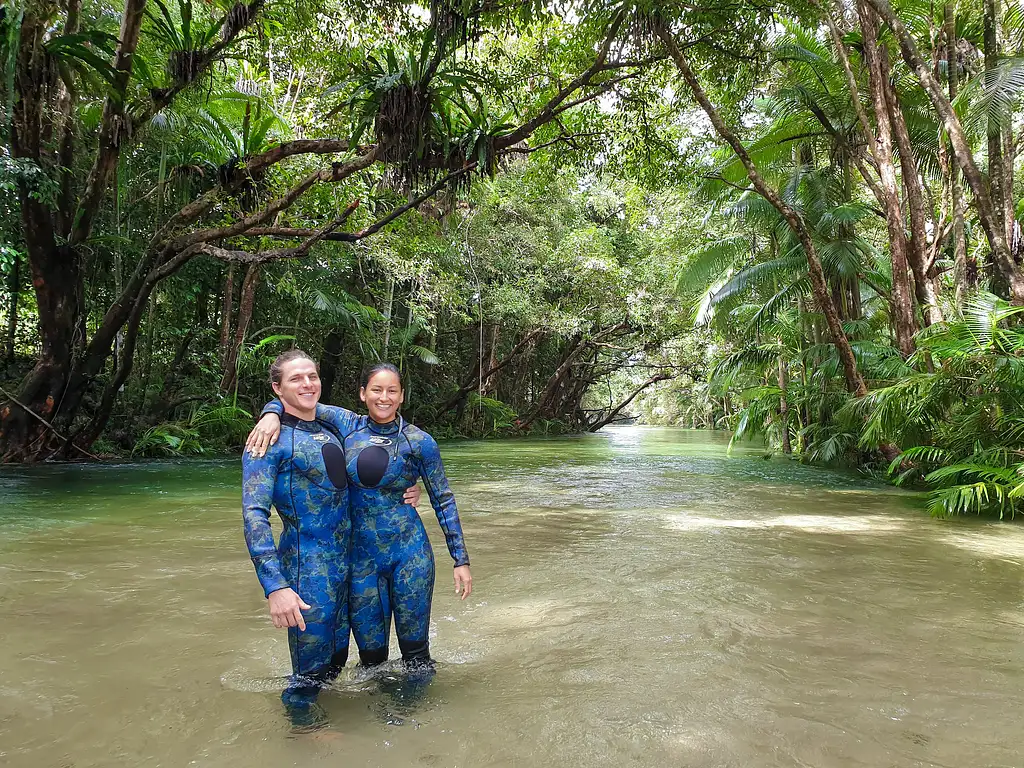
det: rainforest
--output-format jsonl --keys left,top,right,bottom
{"left": 4, "top": 0, "right": 1024, "bottom": 517}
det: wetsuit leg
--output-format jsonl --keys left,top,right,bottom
{"left": 391, "top": 537, "right": 435, "bottom": 666}
{"left": 367, "top": 539, "right": 435, "bottom": 716}
{"left": 349, "top": 549, "right": 391, "bottom": 666}
{"left": 280, "top": 569, "right": 349, "bottom": 728}
{"left": 281, "top": 640, "right": 348, "bottom": 729}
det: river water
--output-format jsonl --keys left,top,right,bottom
{"left": 1, "top": 427, "right": 1022, "bottom": 767}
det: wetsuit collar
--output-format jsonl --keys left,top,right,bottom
{"left": 281, "top": 412, "right": 324, "bottom": 433}
{"left": 367, "top": 415, "right": 404, "bottom": 436}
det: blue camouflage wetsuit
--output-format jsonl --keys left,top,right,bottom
{"left": 342, "top": 414, "right": 469, "bottom": 666}
{"left": 262, "top": 401, "right": 470, "bottom": 667}
{"left": 242, "top": 410, "right": 358, "bottom": 723}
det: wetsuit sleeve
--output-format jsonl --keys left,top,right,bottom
{"left": 415, "top": 433, "right": 470, "bottom": 567}
{"left": 260, "top": 399, "right": 359, "bottom": 435}
{"left": 242, "top": 446, "right": 290, "bottom": 597}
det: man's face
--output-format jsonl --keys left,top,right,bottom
{"left": 272, "top": 358, "right": 321, "bottom": 417}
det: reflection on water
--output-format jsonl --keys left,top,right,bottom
{"left": 663, "top": 514, "right": 909, "bottom": 533}
{"left": 1, "top": 426, "right": 1022, "bottom": 767}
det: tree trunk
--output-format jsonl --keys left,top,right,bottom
{"left": 55, "top": 0, "right": 82, "bottom": 237}
{"left": 136, "top": 295, "right": 159, "bottom": 414}
{"left": 945, "top": 1, "right": 972, "bottom": 301}
{"left": 588, "top": 374, "right": 672, "bottom": 431}
{"left": 218, "top": 263, "right": 236, "bottom": 369}
{"left": 832, "top": 280, "right": 847, "bottom": 321}
{"left": 0, "top": 241, "right": 86, "bottom": 457}
{"left": 797, "top": 295, "right": 811, "bottom": 434}
{"left": 848, "top": 277, "right": 862, "bottom": 320}
{"left": 984, "top": 0, "right": 1007, "bottom": 247}
{"left": 858, "top": 3, "right": 919, "bottom": 354}
{"left": 885, "top": 72, "right": 943, "bottom": 325}
{"left": 149, "top": 326, "right": 197, "bottom": 422}
{"left": 2, "top": 0, "right": 151, "bottom": 458}
{"left": 657, "top": 25, "right": 868, "bottom": 396}
{"left": 439, "top": 329, "right": 542, "bottom": 414}
{"left": 319, "top": 329, "right": 344, "bottom": 404}
{"left": 5, "top": 253, "right": 20, "bottom": 363}
{"left": 521, "top": 334, "right": 586, "bottom": 427}
{"left": 69, "top": 0, "right": 149, "bottom": 246}
{"left": 778, "top": 355, "right": 792, "bottom": 454}
{"left": 836, "top": 160, "right": 865, "bottom": 324}
{"left": 75, "top": 285, "right": 156, "bottom": 449}
{"left": 482, "top": 325, "right": 501, "bottom": 396}
{"left": 220, "top": 264, "right": 261, "bottom": 394}
{"left": 382, "top": 277, "right": 395, "bottom": 356}
{"left": 526, "top": 323, "right": 628, "bottom": 425}
{"left": 1003, "top": 123, "right": 1018, "bottom": 263}
{"left": 144, "top": 292, "right": 204, "bottom": 425}
{"left": 0, "top": 6, "right": 82, "bottom": 458}
{"left": 865, "top": 0, "right": 1024, "bottom": 303}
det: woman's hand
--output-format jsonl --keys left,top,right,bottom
{"left": 246, "top": 413, "right": 282, "bottom": 457}
{"left": 453, "top": 565, "right": 472, "bottom": 600}
{"left": 403, "top": 484, "right": 422, "bottom": 509}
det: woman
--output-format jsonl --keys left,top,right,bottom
{"left": 249, "top": 362, "right": 472, "bottom": 669}
{"left": 241, "top": 350, "right": 420, "bottom": 727}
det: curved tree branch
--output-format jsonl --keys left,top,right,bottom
{"left": 495, "top": 9, "right": 626, "bottom": 149}
{"left": 655, "top": 21, "right": 868, "bottom": 399}
{"left": 170, "top": 149, "right": 380, "bottom": 251}
{"left": 70, "top": 1, "right": 268, "bottom": 246}
{"left": 587, "top": 373, "right": 672, "bottom": 432}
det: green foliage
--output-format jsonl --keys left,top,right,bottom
{"left": 340, "top": 33, "right": 512, "bottom": 185}
{"left": 145, "top": 0, "right": 224, "bottom": 84}
{"left": 189, "top": 402, "right": 256, "bottom": 446}
{"left": 132, "top": 403, "right": 254, "bottom": 457}
{"left": 0, "top": 156, "right": 59, "bottom": 204}
{"left": 852, "top": 294, "right": 1024, "bottom": 518}
{"left": 231, "top": 334, "right": 296, "bottom": 403}
{"left": 7, "top": 0, "right": 1024, "bottom": 528}
{"left": 133, "top": 423, "right": 205, "bottom": 457}
{"left": 44, "top": 29, "right": 119, "bottom": 89}
{"left": 466, "top": 392, "right": 517, "bottom": 432}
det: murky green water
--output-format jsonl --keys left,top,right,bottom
{"left": 1, "top": 427, "right": 1022, "bottom": 767}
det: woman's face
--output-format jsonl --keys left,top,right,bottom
{"left": 360, "top": 370, "right": 404, "bottom": 423}
{"left": 272, "top": 358, "right": 321, "bottom": 417}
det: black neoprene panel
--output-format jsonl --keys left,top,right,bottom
{"left": 356, "top": 445, "right": 390, "bottom": 488}
{"left": 321, "top": 443, "right": 348, "bottom": 489}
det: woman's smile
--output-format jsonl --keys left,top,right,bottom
{"left": 361, "top": 369, "right": 405, "bottom": 423}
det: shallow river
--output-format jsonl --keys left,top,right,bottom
{"left": 1, "top": 427, "right": 1023, "bottom": 768}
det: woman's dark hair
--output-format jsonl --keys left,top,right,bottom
{"left": 270, "top": 348, "right": 317, "bottom": 385}
{"left": 360, "top": 361, "right": 402, "bottom": 390}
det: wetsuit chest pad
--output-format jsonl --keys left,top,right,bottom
{"left": 355, "top": 444, "right": 390, "bottom": 488}
{"left": 321, "top": 442, "right": 348, "bottom": 488}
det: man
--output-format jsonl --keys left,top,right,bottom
{"left": 241, "top": 349, "right": 420, "bottom": 728}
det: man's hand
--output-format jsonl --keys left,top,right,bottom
{"left": 403, "top": 483, "right": 422, "bottom": 509}
{"left": 268, "top": 587, "right": 311, "bottom": 631}
{"left": 246, "top": 413, "right": 282, "bottom": 458}
{"left": 453, "top": 565, "right": 472, "bottom": 600}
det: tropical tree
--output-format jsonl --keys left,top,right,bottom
{"left": 0, "top": 0, "right": 666, "bottom": 459}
